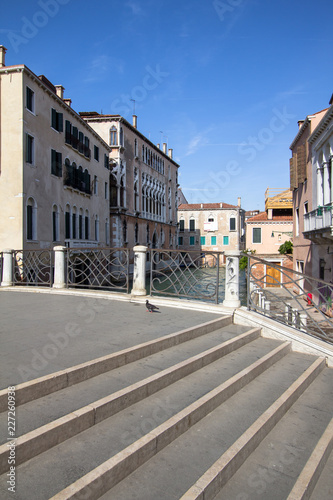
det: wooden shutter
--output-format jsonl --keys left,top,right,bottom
{"left": 297, "top": 144, "right": 306, "bottom": 183}
{"left": 290, "top": 157, "right": 297, "bottom": 189}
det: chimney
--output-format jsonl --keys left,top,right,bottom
{"left": 133, "top": 114, "right": 137, "bottom": 129}
{"left": 163, "top": 143, "right": 167, "bottom": 154}
{"left": 220, "top": 202, "right": 223, "bottom": 208}
{"left": 168, "top": 148, "right": 173, "bottom": 159}
{"left": 238, "top": 197, "right": 241, "bottom": 207}
{"left": 157, "top": 143, "right": 160, "bottom": 149}
{"left": 64, "top": 98, "right": 72, "bottom": 107}
{"left": 0, "top": 45, "right": 7, "bottom": 68}
{"left": 298, "top": 120, "right": 304, "bottom": 129}
{"left": 200, "top": 203, "right": 203, "bottom": 208}
{"left": 55, "top": 85, "right": 65, "bottom": 99}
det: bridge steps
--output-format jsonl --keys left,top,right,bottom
{"left": 0, "top": 316, "right": 331, "bottom": 499}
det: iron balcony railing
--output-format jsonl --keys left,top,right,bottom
{"left": 13, "top": 249, "right": 53, "bottom": 286}
{"left": 150, "top": 248, "right": 224, "bottom": 304}
{"left": 304, "top": 203, "right": 333, "bottom": 233}
{"left": 246, "top": 253, "right": 333, "bottom": 344}
{"left": 66, "top": 247, "right": 130, "bottom": 292}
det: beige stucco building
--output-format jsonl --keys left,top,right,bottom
{"left": 0, "top": 46, "right": 111, "bottom": 250}
{"left": 245, "top": 188, "right": 293, "bottom": 285}
{"left": 177, "top": 200, "right": 245, "bottom": 263}
{"left": 80, "top": 112, "right": 179, "bottom": 249}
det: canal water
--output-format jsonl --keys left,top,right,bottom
{"left": 149, "top": 267, "right": 247, "bottom": 306}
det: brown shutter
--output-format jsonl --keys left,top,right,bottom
{"left": 290, "top": 157, "right": 297, "bottom": 189}
{"left": 297, "top": 144, "right": 306, "bottom": 183}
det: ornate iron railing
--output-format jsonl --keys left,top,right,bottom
{"left": 150, "top": 249, "right": 223, "bottom": 303}
{"left": 66, "top": 247, "right": 130, "bottom": 292}
{"left": 246, "top": 253, "right": 333, "bottom": 344}
{"left": 13, "top": 250, "right": 53, "bottom": 286}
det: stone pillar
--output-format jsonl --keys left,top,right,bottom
{"left": 223, "top": 250, "right": 241, "bottom": 308}
{"left": 1, "top": 249, "right": 13, "bottom": 286}
{"left": 53, "top": 246, "right": 66, "bottom": 289}
{"left": 131, "top": 245, "right": 148, "bottom": 296}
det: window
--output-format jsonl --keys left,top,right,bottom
{"left": 200, "top": 236, "right": 206, "bottom": 245}
{"left": 84, "top": 136, "right": 90, "bottom": 158}
{"left": 190, "top": 236, "right": 195, "bottom": 246}
{"left": 78, "top": 131, "right": 84, "bottom": 154}
{"left": 105, "top": 219, "right": 110, "bottom": 246}
{"left": 94, "top": 175, "right": 98, "bottom": 195}
{"left": 134, "top": 138, "right": 138, "bottom": 157}
{"left": 72, "top": 209, "right": 77, "bottom": 239}
{"left": 189, "top": 219, "right": 195, "bottom": 232}
{"left": 79, "top": 211, "right": 83, "bottom": 239}
{"left": 51, "top": 149, "right": 62, "bottom": 177}
{"left": 72, "top": 126, "right": 79, "bottom": 150}
{"left": 94, "top": 145, "right": 99, "bottom": 162}
{"left": 65, "top": 207, "right": 71, "bottom": 239}
{"left": 252, "top": 227, "right": 261, "bottom": 243}
{"left": 84, "top": 216, "right": 89, "bottom": 240}
{"left": 104, "top": 154, "right": 109, "bottom": 169}
{"left": 105, "top": 182, "right": 108, "bottom": 199}
{"left": 110, "top": 126, "right": 117, "bottom": 146}
{"left": 179, "top": 219, "right": 185, "bottom": 232}
{"left": 27, "top": 198, "right": 37, "bottom": 240}
{"left": 52, "top": 205, "right": 59, "bottom": 242}
{"left": 51, "top": 108, "right": 63, "bottom": 132}
{"left": 223, "top": 236, "right": 229, "bottom": 245}
{"left": 95, "top": 217, "right": 99, "bottom": 241}
{"left": 178, "top": 236, "right": 183, "bottom": 246}
{"left": 229, "top": 217, "right": 236, "bottom": 231}
{"left": 65, "top": 120, "right": 71, "bottom": 144}
{"left": 120, "top": 127, "right": 124, "bottom": 146}
{"left": 296, "top": 207, "right": 299, "bottom": 236}
{"left": 26, "top": 87, "right": 34, "bottom": 113}
{"left": 26, "top": 134, "right": 34, "bottom": 164}
{"left": 304, "top": 202, "right": 308, "bottom": 215}
{"left": 211, "top": 236, "right": 217, "bottom": 245}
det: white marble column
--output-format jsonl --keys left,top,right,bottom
{"left": 223, "top": 250, "right": 241, "bottom": 308}
{"left": 53, "top": 246, "right": 66, "bottom": 289}
{"left": 1, "top": 249, "right": 13, "bottom": 286}
{"left": 131, "top": 245, "right": 148, "bottom": 296}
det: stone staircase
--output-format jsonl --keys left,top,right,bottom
{"left": 0, "top": 315, "right": 332, "bottom": 500}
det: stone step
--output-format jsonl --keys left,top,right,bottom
{"left": 287, "top": 417, "right": 333, "bottom": 500}
{"left": 192, "top": 363, "right": 332, "bottom": 500}
{"left": 0, "top": 325, "right": 259, "bottom": 474}
{"left": 0, "top": 322, "right": 249, "bottom": 445}
{"left": 0, "top": 315, "right": 233, "bottom": 411}
{"left": 309, "top": 439, "right": 333, "bottom": 500}
{"left": 0, "top": 336, "right": 289, "bottom": 499}
{"left": 99, "top": 353, "right": 324, "bottom": 500}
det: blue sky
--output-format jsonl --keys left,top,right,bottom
{"left": 2, "top": 0, "right": 333, "bottom": 211}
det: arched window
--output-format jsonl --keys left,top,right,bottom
{"left": 27, "top": 197, "right": 37, "bottom": 240}
{"left": 84, "top": 210, "right": 89, "bottom": 240}
{"left": 52, "top": 205, "right": 59, "bottom": 242}
{"left": 72, "top": 206, "right": 77, "bottom": 239}
{"left": 79, "top": 208, "right": 83, "bottom": 239}
{"left": 123, "top": 220, "right": 127, "bottom": 244}
{"left": 110, "top": 126, "right": 117, "bottom": 146}
{"left": 94, "top": 215, "right": 99, "bottom": 241}
{"left": 134, "top": 138, "right": 138, "bottom": 157}
{"left": 120, "top": 127, "right": 124, "bottom": 147}
{"left": 65, "top": 204, "right": 71, "bottom": 239}
{"left": 105, "top": 218, "right": 110, "bottom": 246}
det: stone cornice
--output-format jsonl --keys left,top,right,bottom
{"left": 309, "top": 104, "right": 333, "bottom": 145}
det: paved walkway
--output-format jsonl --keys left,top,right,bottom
{"left": 0, "top": 289, "right": 221, "bottom": 389}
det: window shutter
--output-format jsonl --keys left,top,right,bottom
{"left": 290, "top": 157, "right": 297, "bottom": 189}
{"left": 51, "top": 149, "right": 56, "bottom": 175}
{"left": 65, "top": 120, "right": 71, "bottom": 144}
{"left": 51, "top": 108, "right": 57, "bottom": 129}
{"left": 58, "top": 113, "right": 63, "bottom": 132}
{"left": 27, "top": 205, "right": 33, "bottom": 240}
{"left": 297, "top": 144, "right": 306, "bottom": 184}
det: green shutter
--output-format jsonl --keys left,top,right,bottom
{"left": 51, "top": 108, "right": 57, "bottom": 129}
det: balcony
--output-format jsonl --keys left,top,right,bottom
{"left": 303, "top": 203, "right": 333, "bottom": 242}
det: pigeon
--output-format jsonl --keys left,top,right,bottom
{"left": 146, "top": 300, "right": 159, "bottom": 313}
